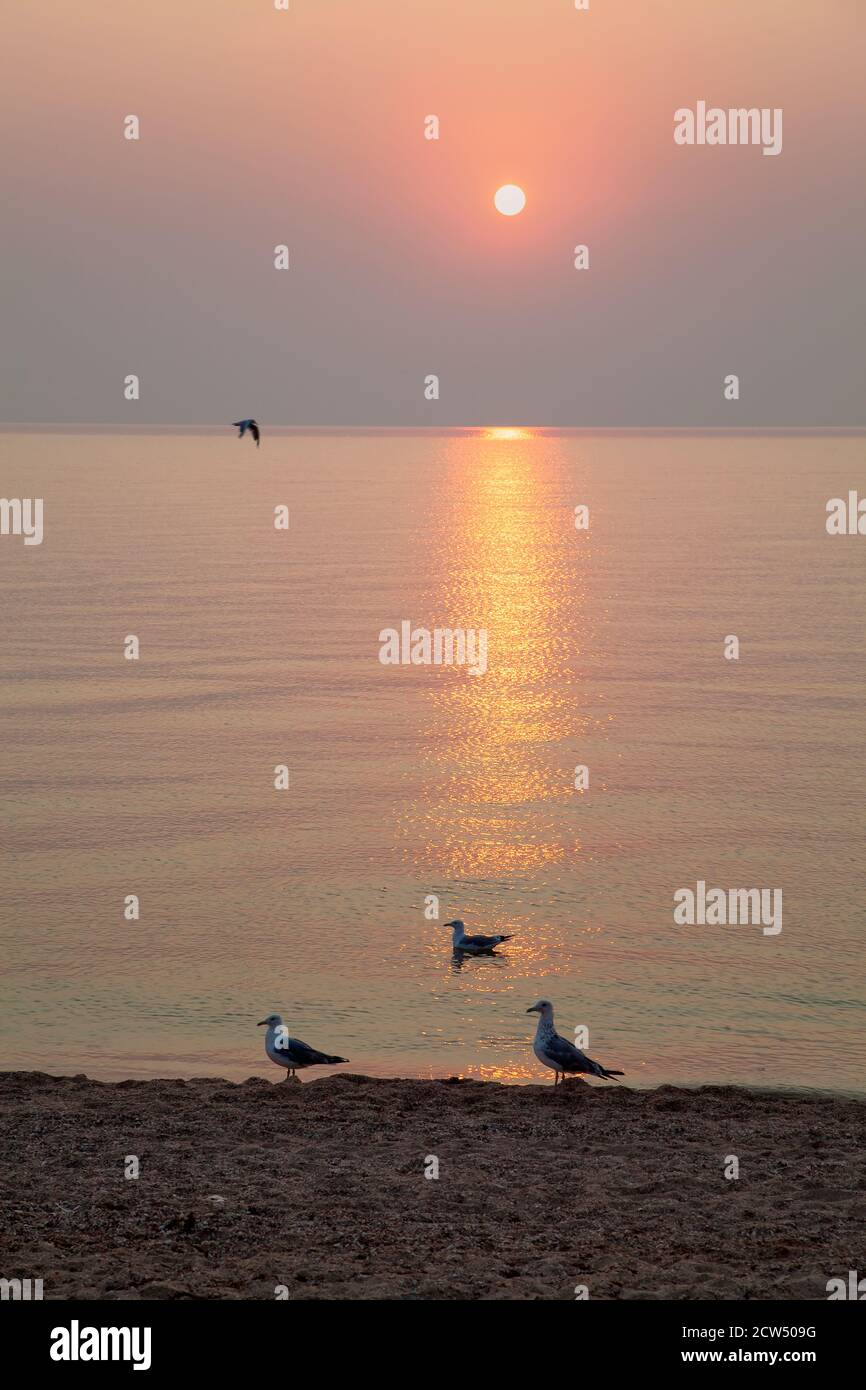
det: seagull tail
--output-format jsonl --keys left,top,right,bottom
{"left": 599, "top": 1068, "right": 624, "bottom": 1080}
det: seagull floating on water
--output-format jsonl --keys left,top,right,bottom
{"left": 527, "top": 1000, "right": 624, "bottom": 1086}
{"left": 233, "top": 418, "right": 260, "bottom": 446}
{"left": 445, "top": 919, "right": 512, "bottom": 954}
{"left": 258, "top": 1013, "right": 348, "bottom": 1080}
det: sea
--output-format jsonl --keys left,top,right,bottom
{"left": 1, "top": 429, "right": 863, "bottom": 1091}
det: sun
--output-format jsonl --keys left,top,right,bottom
{"left": 494, "top": 184, "right": 526, "bottom": 217}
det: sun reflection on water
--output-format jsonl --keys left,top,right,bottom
{"left": 401, "top": 433, "right": 597, "bottom": 884}
{"left": 467, "top": 1061, "right": 539, "bottom": 1084}
{"left": 481, "top": 426, "right": 535, "bottom": 441}
{"left": 390, "top": 432, "right": 610, "bottom": 1013}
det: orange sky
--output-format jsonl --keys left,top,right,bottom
{"left": 2, "top": 0, "right": 864, "bottom": 423}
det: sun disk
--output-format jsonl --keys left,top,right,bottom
{"left": 494, "top": 184, "right": 526, "bottom": 216}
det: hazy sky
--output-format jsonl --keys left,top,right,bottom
{"left": 2, "top": 0, "right": 864, "bottom": 426}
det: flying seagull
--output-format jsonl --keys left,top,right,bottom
{"left": 233, "top": 418, "right": 260, "bottom": 446}
{"left": 445, "top": 919, "right": 512, "bottom": 954}
{"left": 526, "top": 1000, "right": 624, "bottom": 1085}
{"left": 258, "top": 1013, "right": 348, "bottom": 1080}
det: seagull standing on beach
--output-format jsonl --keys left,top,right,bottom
{"left": 446, "top": 919, "right": 512, "bottom": 954}
{"left": 232, "top": 418, "right": 260, "bottom": 446}
{"left": 258, "top": 1014, "right": 348, "bottom": 1080}
{"left": 526, "top": 1000, "right": 624, "bottom": 1085}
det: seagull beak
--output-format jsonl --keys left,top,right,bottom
{"left": 257, "top": 1019, "right": 268, "bottom": 1026}
{"left": 526, "top": 1006, "right": 537, "bottom": 1013}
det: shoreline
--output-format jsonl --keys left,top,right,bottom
{"left": 3, "top": 1071, "right": 864, "bottom": 1300}
{"left": 5, "top": 1064, "right": 865, "bottom": 1102}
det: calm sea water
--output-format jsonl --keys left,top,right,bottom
{"left": 1, "top": 431, "right": 864, "bottom": 1092}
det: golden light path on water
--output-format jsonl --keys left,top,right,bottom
{"left": 396, "top": 430, "right": 604, "bottom": 1080}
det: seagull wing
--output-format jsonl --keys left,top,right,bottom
{"left": 544, "top": 1033, "right": 623, "bottom": 1078}
{"left": 287, "top": 1036, "right": 346, "bottom": 1066}
{"left": 233, "top": 420, "right": 248, "bottom": 437}
{"left": 463, "top": 933, "right": 509, "bottom": 948}
{"left": 250, "top": 422, "right": 260, "bottom": 445}
{"left": 543, "top": 1032, "right": 594, "bottom": 1074}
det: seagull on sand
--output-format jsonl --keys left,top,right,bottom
{"left": 258, "top": 1014, "right": 348, "bottom": 1080}
{"left": 445, "top": 919, "right": 512, "bottom": 954}
{"left": 526, "top": 1000, "right": 624, "bottom": 1086}
{"left": 232, "top": 418, "right": 260, "bottom": 446}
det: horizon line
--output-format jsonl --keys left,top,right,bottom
{"left": 2, "top": 424, "right": 865, "bottom": 437}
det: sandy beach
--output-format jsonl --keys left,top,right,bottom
{"left": 2, "top": 1071, "right": 864, "bottom": 1301}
